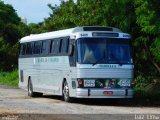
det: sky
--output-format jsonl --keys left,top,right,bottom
{"left": 2, "top": 0, "right": 61, "bottom": 24}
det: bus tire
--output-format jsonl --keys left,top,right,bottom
{"left": 62, "top": 80, "right": 72, "bottom": 102}
{"left": 28, "top": 79, "right": 43, "bottom": 97}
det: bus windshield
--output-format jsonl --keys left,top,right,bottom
{"left": 77, "top": 38, "right": 132, "bottom": 65}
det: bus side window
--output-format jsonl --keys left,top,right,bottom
{"left": 61, "top": 38, "right": 69, "bottom": 55}
{"left": 41, "top": 41, "right": 46, "bottom": 54}
{"left": 42, "top": 40, "right": 50, "bottom": 55}
{"left": 33, "top": 42, "right": 37, "bottom": 54}
{"left": 19, "top": 44, "right": 23, "bottom": 56}
{"left": 26, "top": 42, "right": 32, "bottom": 55}
{"left": 50, "top": 39, "right": 59, "bottom": 55}
{"left": 59, "top": 39, "right": 62, "bottom": 54}
{"left": 33, "top": 41, "right": 42, "bottom": 54}
{"left": 46, "top": 40, "right": 51, "bottom": 55}
{"left": 53, "top": 39, "right": 59, "bottom": 55}
{"left": 69, "top": 39, "right": 76, "bottom": 66}
{"left": 20, "top": 44, "right": 26, "bottom": 56}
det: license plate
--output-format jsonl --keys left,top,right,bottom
{"left": 118, "top": 80, "right": 131, "bottom": 87}
{"left": 84, "top": 80, "right": 95, "bottom": 87}
{"left": 103, "top": 91, "right": 113, "bottom": 95}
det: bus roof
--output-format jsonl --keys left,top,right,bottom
{"left": 20, "top": 26, "right": 123, "bottom": 43}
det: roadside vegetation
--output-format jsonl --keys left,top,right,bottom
{"left": 0, "top": 0, "right": 159, "bottom": 100}
{"left": 0, "top": 70, "right": 18, "bottom": 86}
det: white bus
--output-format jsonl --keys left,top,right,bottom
{"left": 19, "top": 26, "right": 134, "bottom": 102}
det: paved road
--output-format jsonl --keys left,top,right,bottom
{"left": 0, "top": 85, "right": 160, "bottom": 120}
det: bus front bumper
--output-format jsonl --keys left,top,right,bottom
{"left": 75, "top": 88, "right": 133, "bottom": 98}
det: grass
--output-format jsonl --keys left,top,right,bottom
{"left": 0, "top": 70, "right": 18, "bottom": 86}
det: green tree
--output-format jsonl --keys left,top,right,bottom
{"left": 28, "top": 23, "right": 46, "bottom": 34}
{"left": 43, "top": 0, "right": 76, "bottom": 31}
{"left": 0, "top": 0, "right": 29, "bottom": 70}
{"left": 42, "top": 0, "right": 159, "bottom": 85}
{"left": 134, "top": 0, "right": 160, "bottom": 73}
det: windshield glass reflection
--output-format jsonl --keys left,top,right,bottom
{"left": 77, "top": 38, "right": 132, "bottom": 65}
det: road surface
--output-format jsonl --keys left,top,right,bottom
{"left": 0, "top": 85, "right": 160, "bottom": 120}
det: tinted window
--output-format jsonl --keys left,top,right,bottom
{"left": 33, "top": 41, "right": 42, "bottom": 54}
{"left": 108, "top": 41, "right": 131, "bottom": 64}
{"left": 26, "top": 43, "right": 32, "bottom": 55}
{"left": 51, "top": 39, "right": 59, "bottom": 55}
{"left": 61, "top": 38, "right": 69, "bottom": 55}
{"left": 59, "top": 39, "right": 62, "bottom": 53}
{"left": 42, "top": 40, "right": 50, "bottom": 55}
{"left": 20, "top": 44, "right": 26, "bottom": 55}
{"left": 69, "top": 39, "right": 76, "bottom": 66}
{"left": 50, "top": 40, "right": 53, "bottom": 53}
{"left": 50, "top": 40, "right": 54, "bottom": 53}
{"left": 77, "top": 38, "right": 132, "bottom": 64}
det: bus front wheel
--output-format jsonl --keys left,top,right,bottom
{"left": 63, "top": 81, "right": 72, "bottom": 102}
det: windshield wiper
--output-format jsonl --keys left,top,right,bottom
{"left": 110, "top": 53, "right": 122, "bottom": 66}
{"left": 92, "top": 51, "right": 106, "bottom": 66}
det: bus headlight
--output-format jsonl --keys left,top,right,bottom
{"left": 77, "top": 79, "right": 84, "bottom": 88}
{"left": 131, "top": 79, "right": 135, "bottom": 87}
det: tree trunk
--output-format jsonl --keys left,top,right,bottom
{"left": 143, "top": 42, "right": 160, "bottom": 74}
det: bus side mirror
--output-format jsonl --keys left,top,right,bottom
{"left": 68, "top": 44, "right": 74, "bottom": 56}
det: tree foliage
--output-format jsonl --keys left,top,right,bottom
{"left": 0, "top": 0, "right": 159, "bottom": 85}
{"left": 134, "top": 0, "right": 160, "bottom": 73}
{"left": 42, "top": 0, "right": 159, "bottom": 82}
{"left": 0, "top": 0, "right": 29, "bottom": 70}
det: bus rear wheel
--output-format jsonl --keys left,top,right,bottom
{"left": 28, "top": 80, "right": 42, "bottom": 97}
{"left": 63, "top": 81, "right": 72, "bottom": 102}
{"left": 28, "top": 80, "right": 35, "bottom": 97}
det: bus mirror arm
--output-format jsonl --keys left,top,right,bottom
{"left": 68, "top": 44, "right": 74, "bottom": 56}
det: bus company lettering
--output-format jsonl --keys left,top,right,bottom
{"left": 99, "top": 64, "right": 117, "bottom": 68}
{"left": 36, "top": 57, "right": 59, "bottom": 63}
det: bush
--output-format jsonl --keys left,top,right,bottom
{"left": 0, "top": 70, "right": 18, "bottom": 86}
{"left": 134, "top": 75, "right": 160, "bottom": 99}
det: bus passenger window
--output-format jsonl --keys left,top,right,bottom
{"left": 46, "top": 40, "right": 50, "bottom": 54}
{"left": 42, "top": 40, "right": 50, "bottom": 55}
{"left": 42, "top": 41, "right": 46, "bottom": 54}
{"left": 20, "top": 44, "right": 26, "bottom": 55}
{"left": 19, "top": 44, "right": 23, "bottom": 55}
{"left": 53, "top": 40, "right": 59, "bottom": 55}
{"left": 33, "top": 41, "right": 42, "bottom": 54}
{"left": 61, "top": 38, "right": 69, "bottom": 55}
{"left": 69, "top": 39, "right": 76, "bottom": 66}
{"left": 50, "top": 39, "right": 59, "bottom": 55}
{"left": 26, "top": 43, "right": 32, "bottom": 55}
